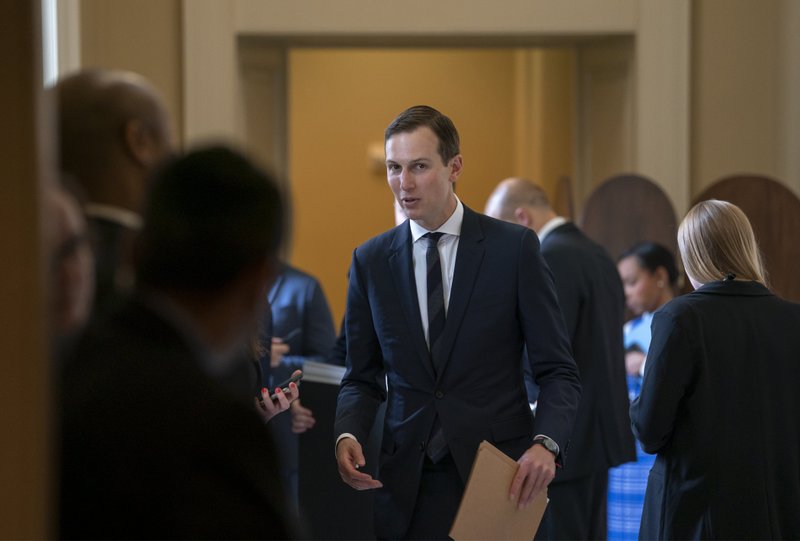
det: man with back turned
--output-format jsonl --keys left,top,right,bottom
{"left": 486, "top": 177, "right": 635, "bottom": 540}
{"left": 60, "top": 146, "right": 296, "bottom": 539}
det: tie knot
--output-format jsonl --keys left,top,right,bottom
{"left": 424, "top": 232, "right": 445, "bottom": 247}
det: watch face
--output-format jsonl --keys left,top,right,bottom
{"left": 535, "top": 437, "right": 557, "bottom": 453}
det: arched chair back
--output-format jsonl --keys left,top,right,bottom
{"left": 578, "top": 174, "right": 678, "bottom": 261}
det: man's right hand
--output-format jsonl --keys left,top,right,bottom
{"left": 290, "top": 399, "right": 316, "bottom": 433}
{"left": 335, "top": 437, "right": 383, "bottom": 491}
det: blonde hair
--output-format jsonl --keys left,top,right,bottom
{"left": 678, "top": 199, "right": 767, "bottom": 286}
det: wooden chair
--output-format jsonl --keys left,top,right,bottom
{"left": 578, "top": 174, "right": 678, "bottom": 262}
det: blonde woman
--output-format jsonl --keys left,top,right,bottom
{"left": 630, "top": 200, "right": 800, "bottom": 539}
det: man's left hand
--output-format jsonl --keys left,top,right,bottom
{"left": 509, "top": 443, "right": 556, "bottom": 509}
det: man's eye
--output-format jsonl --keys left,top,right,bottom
{"left": 387, "top": 164, "right": 400, "bottom": 172}
{"left": 414, "top": 163, "right": 426, "bottom": 170}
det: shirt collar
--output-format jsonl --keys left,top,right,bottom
{"left": 84, "top": 203, "right": 143, "bottom": 231}
{"left": 409, "top": 197, "right": 464, "bottom": 242}
{"left": 537, "top": 216, "right": 568, "bottom": 242}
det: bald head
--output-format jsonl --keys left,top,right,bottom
{"left": 56, "top": 69, "right": 173, "bottom": 211}
{"left": 484, "top": 177, "right": 555, "bottom": 233}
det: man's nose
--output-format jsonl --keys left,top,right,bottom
{"left": 400, "top": 169, "right": 414, "bottom": 190}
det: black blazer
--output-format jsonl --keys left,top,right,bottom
{"left": 60, "top": 296, "right": 294, "bottom": 539}
{"left": 631, "top": 280, "right": 800, "bottom": 540}
{"left": 335, "top": 206, "right": 581, "bottom": 538}
{"left": 541, "top": 223, "right": 635, "bottom": 481}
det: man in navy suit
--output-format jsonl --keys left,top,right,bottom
{"left": 334, "top": 106, "right": 581, "bottom": 540}
{"left": 486, "top": 178, "right": 635, "bottom": 540}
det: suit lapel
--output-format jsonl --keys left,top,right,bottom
{"left": 388, "top": 223, "right": 435, "bottom": 379}
{"left": 267, "top": 267, "right": 286, "bottom": 305}
{"left": 432, "top": 207, "right": 485, "bottom": 377}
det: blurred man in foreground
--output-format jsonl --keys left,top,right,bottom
{"left": 60, "top": 146, "right": 296, "bottom": 539}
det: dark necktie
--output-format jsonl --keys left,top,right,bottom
{"left": 423, "top": 232, "right": 448, "bottom": 463}
{"left": 424, "top": 232, "right": 446, "bottom": 354}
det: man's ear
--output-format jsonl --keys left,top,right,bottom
{"left": 124, "top": 118, "right": 160, "bottom": 168}
{"left": 514, "top": 207, "right": 532, "bottom": 228}
{"left": 448, "top": 155, "right": 463, "bottom": 183}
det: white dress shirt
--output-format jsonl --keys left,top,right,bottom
{"left": 409, "top": 198, "right": 463, "bottom": 346}
{"left": 536, "top": 215, "right": 567, "bottom": 243}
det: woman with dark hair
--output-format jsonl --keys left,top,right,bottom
{"left": 631, "top": 200, "right": 800, "bottom": 539}
{"left": 608, "top": 241, "right": 678, "bottom": 541}
{"left": 617, "top": 242, "right": 679, "bottom": 377}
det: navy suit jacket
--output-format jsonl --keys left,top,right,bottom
{"left": 540, "top": 223, "right": 635, "bottom": 481}
{"left": 267, "top": 263, "right": 336, "bottom": 382}
{"left": 335, "top": 206, "right": 581, "bottom": 538}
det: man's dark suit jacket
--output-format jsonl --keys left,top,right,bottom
{"left": 540, "top": 222, "right": 635, "bottom": 481}
{"left": 60, "top": 295, "right": 294, "bottom": 539}
{"left": 268, "top": 263, "right": 337, "bottom": 380}
{"left": 631, "top": 280, "right": 800, "bottom": 540}
{"left": 335, "top": 206, "right": 581, "bottom": 539}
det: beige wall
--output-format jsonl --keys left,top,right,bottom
{"left": 80, "top": 0, "right": 184, "bottom": 146}
{"left": 691, "top": 0, "right": 800, "bottom": 198}
{"left": 77, "top": 0, "right": 800, "bottom": 204}
{"left": 517, "top": 49, "right": 576, "bottom": 194}
{"left": 576, "top": 39, "right": 635, "bottom": 212}
{"left": 185, "top": 0, "right": 691, "bottom": 210}
{"left": 73, "top": 0, "right": 800, "bottom": 306}
{"left": 289, "top": 48, "right": 573, "bottom": 322}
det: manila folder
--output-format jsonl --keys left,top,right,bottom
{"left": 449, "top": 440, "right": 548, "bottom": 541}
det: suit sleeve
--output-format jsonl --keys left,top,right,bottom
{"left": 334, "top": 249, "right": 386, "bottom": 443}
{"left": 279, "top": 278, "right": 336, "bottom": 371}
{"left": 630, "top": 306, "right": 696, "bottom": 454}
{"left": 325, "top": 320, "right": 347, "bottom": 367}
{"left": 518, "top": 230, "right": 582, "bottom": 452}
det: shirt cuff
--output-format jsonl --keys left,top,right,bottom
{"left": 335, "top": 433, "right": 357, "bottom": 456}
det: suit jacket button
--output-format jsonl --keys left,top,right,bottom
{"left": 435, "top": 390, "right": 444, "bottom": 399}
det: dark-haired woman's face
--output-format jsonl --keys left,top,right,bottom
{"left": 618, "top": 256, "right": 664, "bottom": 315}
